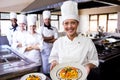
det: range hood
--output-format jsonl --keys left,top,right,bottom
{"left": 22, "top": 0, "right": 120, "bottom": 14}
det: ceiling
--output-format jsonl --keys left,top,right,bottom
{"left": 0, "top": 0, "right": 120, "bottom": 13}
{"left": 22, "top": 0, "right": 120, "bottom": 14}
{"left": 0, "top": 0, "right": 35, "bottom": 12}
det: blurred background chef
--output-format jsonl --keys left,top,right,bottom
{"left": 21, "top": 14, "right": 43, "bottom": 64}
{"left": 6, "top": 12, "right": 19, "bottom": 45}
{"left": 49, "top": 1, "right": 99, "bottom": 79}
{"left": 37, "top": 10, "right": 58, "bottom": 76}
{"left": 12, "top": 14, "right": 28, "bottom": 53}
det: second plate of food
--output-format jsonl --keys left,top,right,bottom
{"left": 20, "top": 72, "right": 46, "bottom": 80}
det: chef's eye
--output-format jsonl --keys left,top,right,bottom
{"left": 64, "top": 22, "right": 69, "bottom": 26}
{"left": 71, "top": 21, "right": 76, "bottom": 25}
{"left": 63, "top": 21, "right": 77, "bottom": 26}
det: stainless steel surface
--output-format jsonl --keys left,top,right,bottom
{"left": 0, "top": 45, "right": 41, "bottom": 80}
{"left": 93, "top": 36, "right": 120, "bottom": 62}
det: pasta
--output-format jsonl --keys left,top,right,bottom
{"left": 59, "top": 66, "right": 79, "bottom": 79}
{"left": 26, "top": 75, "right": 41, "bottom": 80}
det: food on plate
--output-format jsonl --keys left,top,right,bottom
{"left": 26, "top": 74, "right": 41, "bottom": 80}
{"left": 59, "top": 66, "right": 80, "bottom": 79}
{"left": 101, "top": 39, "right": 109, "bottom": 44}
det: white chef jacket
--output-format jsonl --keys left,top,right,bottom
{"left": 23, "top": 32, "right": 43, "bottom": 64}
{"left": 49, "top": 34, "right": 99, "bottom": 67}
{"left": 37, "top": 26, "right": 58, "bottom": 49}
{"left": 6, "top": 25, "right": 19, "bottom": 45}
{"left": 11, "top": 30, "right": 28, "bottom": 53}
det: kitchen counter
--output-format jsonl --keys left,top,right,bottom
{"left": 92, "top": 36, "right": 120, "bottom": 80}
{"left": 98, "top": 48, "right": 120, "bottom": 63}
{"left": 92, "top": 36, "right": 120, "bottom": 63}
{"left": 0, "top": 45, "right": 41, "bottom": 80}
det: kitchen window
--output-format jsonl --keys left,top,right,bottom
{"left": 89, "top": 13, "right": 118, "bottom": 33}
{"left": 0, "top": 12, "right": 10, "bottom": 36}
{"left": 89, "top": 15, "right": 98, "bottom": 32}
{"left": 51, "top": 15, "right": 59, "bottom": 30}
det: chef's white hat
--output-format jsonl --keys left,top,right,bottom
{"left": 17, "top": 14, "right": 27, "bottom": 24}
{"left": 42, "top": 10, "right": 51, "bottom": 19}
{"left": 27, "top": 14, "right": 37, "bottom": 26}
{"left": 10, "top": 12, "right": 17, "bottom": 19}
{"left": 61, "top": 1, "right": 79, "bottom": 23}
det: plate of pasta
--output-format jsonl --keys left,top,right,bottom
{"left": 50, "top": 63, "right": 87, "bottom": 80}
{"left": 20, "top": 73, "right": 46, "bottom": 80}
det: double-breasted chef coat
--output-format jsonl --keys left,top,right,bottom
{"left": 23, "top": 32, "right": 43, "bottom": 64}
{"left": 6, "top": 24, "right": 19, "bottom": 45}
{"left": 49, "top": 34, "right": 99, "bottom": 67}
{"left": 12, "top": 30, "right": 43, "bottom": 64}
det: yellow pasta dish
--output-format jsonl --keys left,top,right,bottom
{"left": 26, "top": 75, "right": 41, "bottom": 80}
{"left": 59, "top": 66, "right": 79, "bottom": 79}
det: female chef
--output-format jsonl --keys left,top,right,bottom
{"left": 12, "top": 14, "right": 28, "bottom": 53}
{"left": 37, "top": 10, "right": 58, "bottom": 75}
{"left": 49, "top": 0, "right": 99, "bottom": 77}
{"left": 22, "top": 14, "right": 43, "bottom": 64}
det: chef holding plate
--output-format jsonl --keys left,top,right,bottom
{"left": 49, "top": 1, "right": 99, "bottom": 80}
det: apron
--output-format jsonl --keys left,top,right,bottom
{"left": 41, "top": 26, "right": 54, "bottom": 74}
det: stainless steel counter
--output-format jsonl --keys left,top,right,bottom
{"left": 0, "top": 45, "right": 41, "bottom": 80}
{"left": 92, "top": 36, "right": 120, "bottom": 63}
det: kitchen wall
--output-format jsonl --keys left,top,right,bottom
{"left": 36, "top": 6, "right": 120, "bottom": 37}
{"left": 78, "top": 6, "right": 120, "bottom": 34}
{"left": 118, "top": 12, "right": 120, "bottom": 30}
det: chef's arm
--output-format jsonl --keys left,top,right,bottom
{"left": 25, "top": 44, "right": 40, "bottom": 51}
{"left": 47, "top": 38, "right": 57, "bottom": 43}
{"left": 32, "top": 44, "right": 41, "bottom": 50}
{"left": 17, "top": 42, "right": 22, "bottom": 48}
{"left": 50, "top": 60, "right": 59, "bottom": 71}
{"left": 25, "top": 46, "right": 33, "bottom": 51}
{"left": 84, "top": 63, "right": 96, "bottom": 74}
{"left": 43, "top": 35, "right": 56, "bottom": 43}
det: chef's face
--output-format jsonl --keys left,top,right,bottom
{"left": 43, "top": 18, "right": 51, "bottom": 26}
{"left": 63, "top": 19, "right": 79, "bottom": 37}
{"left": 10, "top": 18, "right": 17, "bottom": 26}
{"left": 19, "top": 23, "right": 26, "bottom": 30}
{"left": 29, "top": 25, "right": 36, "bottom": 32}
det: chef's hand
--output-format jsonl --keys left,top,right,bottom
{"left": 32, "top": 44, "right": 40, "bottom": 50}
{"left": 25, "top": 46, "right": 33, "bottom": 51}
{"left": 17, "top": 43, "right": 22, "bottom": 48}
{"left": 84, "top": 65, "right": 90, "bottom": 75}
{"left": 50, "top": 60, "right": 58, "bottom": 71}
{"left": 84, "top": 63, "right": 96, "bottom": 74}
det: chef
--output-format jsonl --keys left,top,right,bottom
{"left": 37, "top": 10, "right": 58, "bottom": 75}
{"left": 12, "top": 14, "right": 28, "bottom": 53}
{"left": 6, "top": 12, "right": 19, "bottom": 45}
{"left": 22, "top": 14, "right": 43, "bottom": 64}
{"left": 49, "top": 0, "right": 99, "bottom": 78}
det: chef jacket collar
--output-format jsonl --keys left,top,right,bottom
{"left": 65, "top": 34, "right": 78, "bottom": 42}
{"left": 44, "top": 23, "right": 53, "bottom": 30}
{"left": 10, "top": 24, "right": 18, "bottom": 31}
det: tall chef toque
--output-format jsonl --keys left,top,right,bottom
{"left": 42, "top": 10, "right": 51, "bottom": 19}
{"left": 10, "top": 12, "right": 17, "bottom": 19}
{"left": 61, "top": 1, "right": 79, "bottom": 23}
{"left": 27, "top": 14, "right": 37, "bottom": 26}
{"left": 17, "top": 14, "right": 27, "bottom": 24}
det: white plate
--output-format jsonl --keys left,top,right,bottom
{"left": 20, "top": 73, "right": 46, "bottom": 80}
{"left": 50, "top": 63, "right": 87, "bottom": 80}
